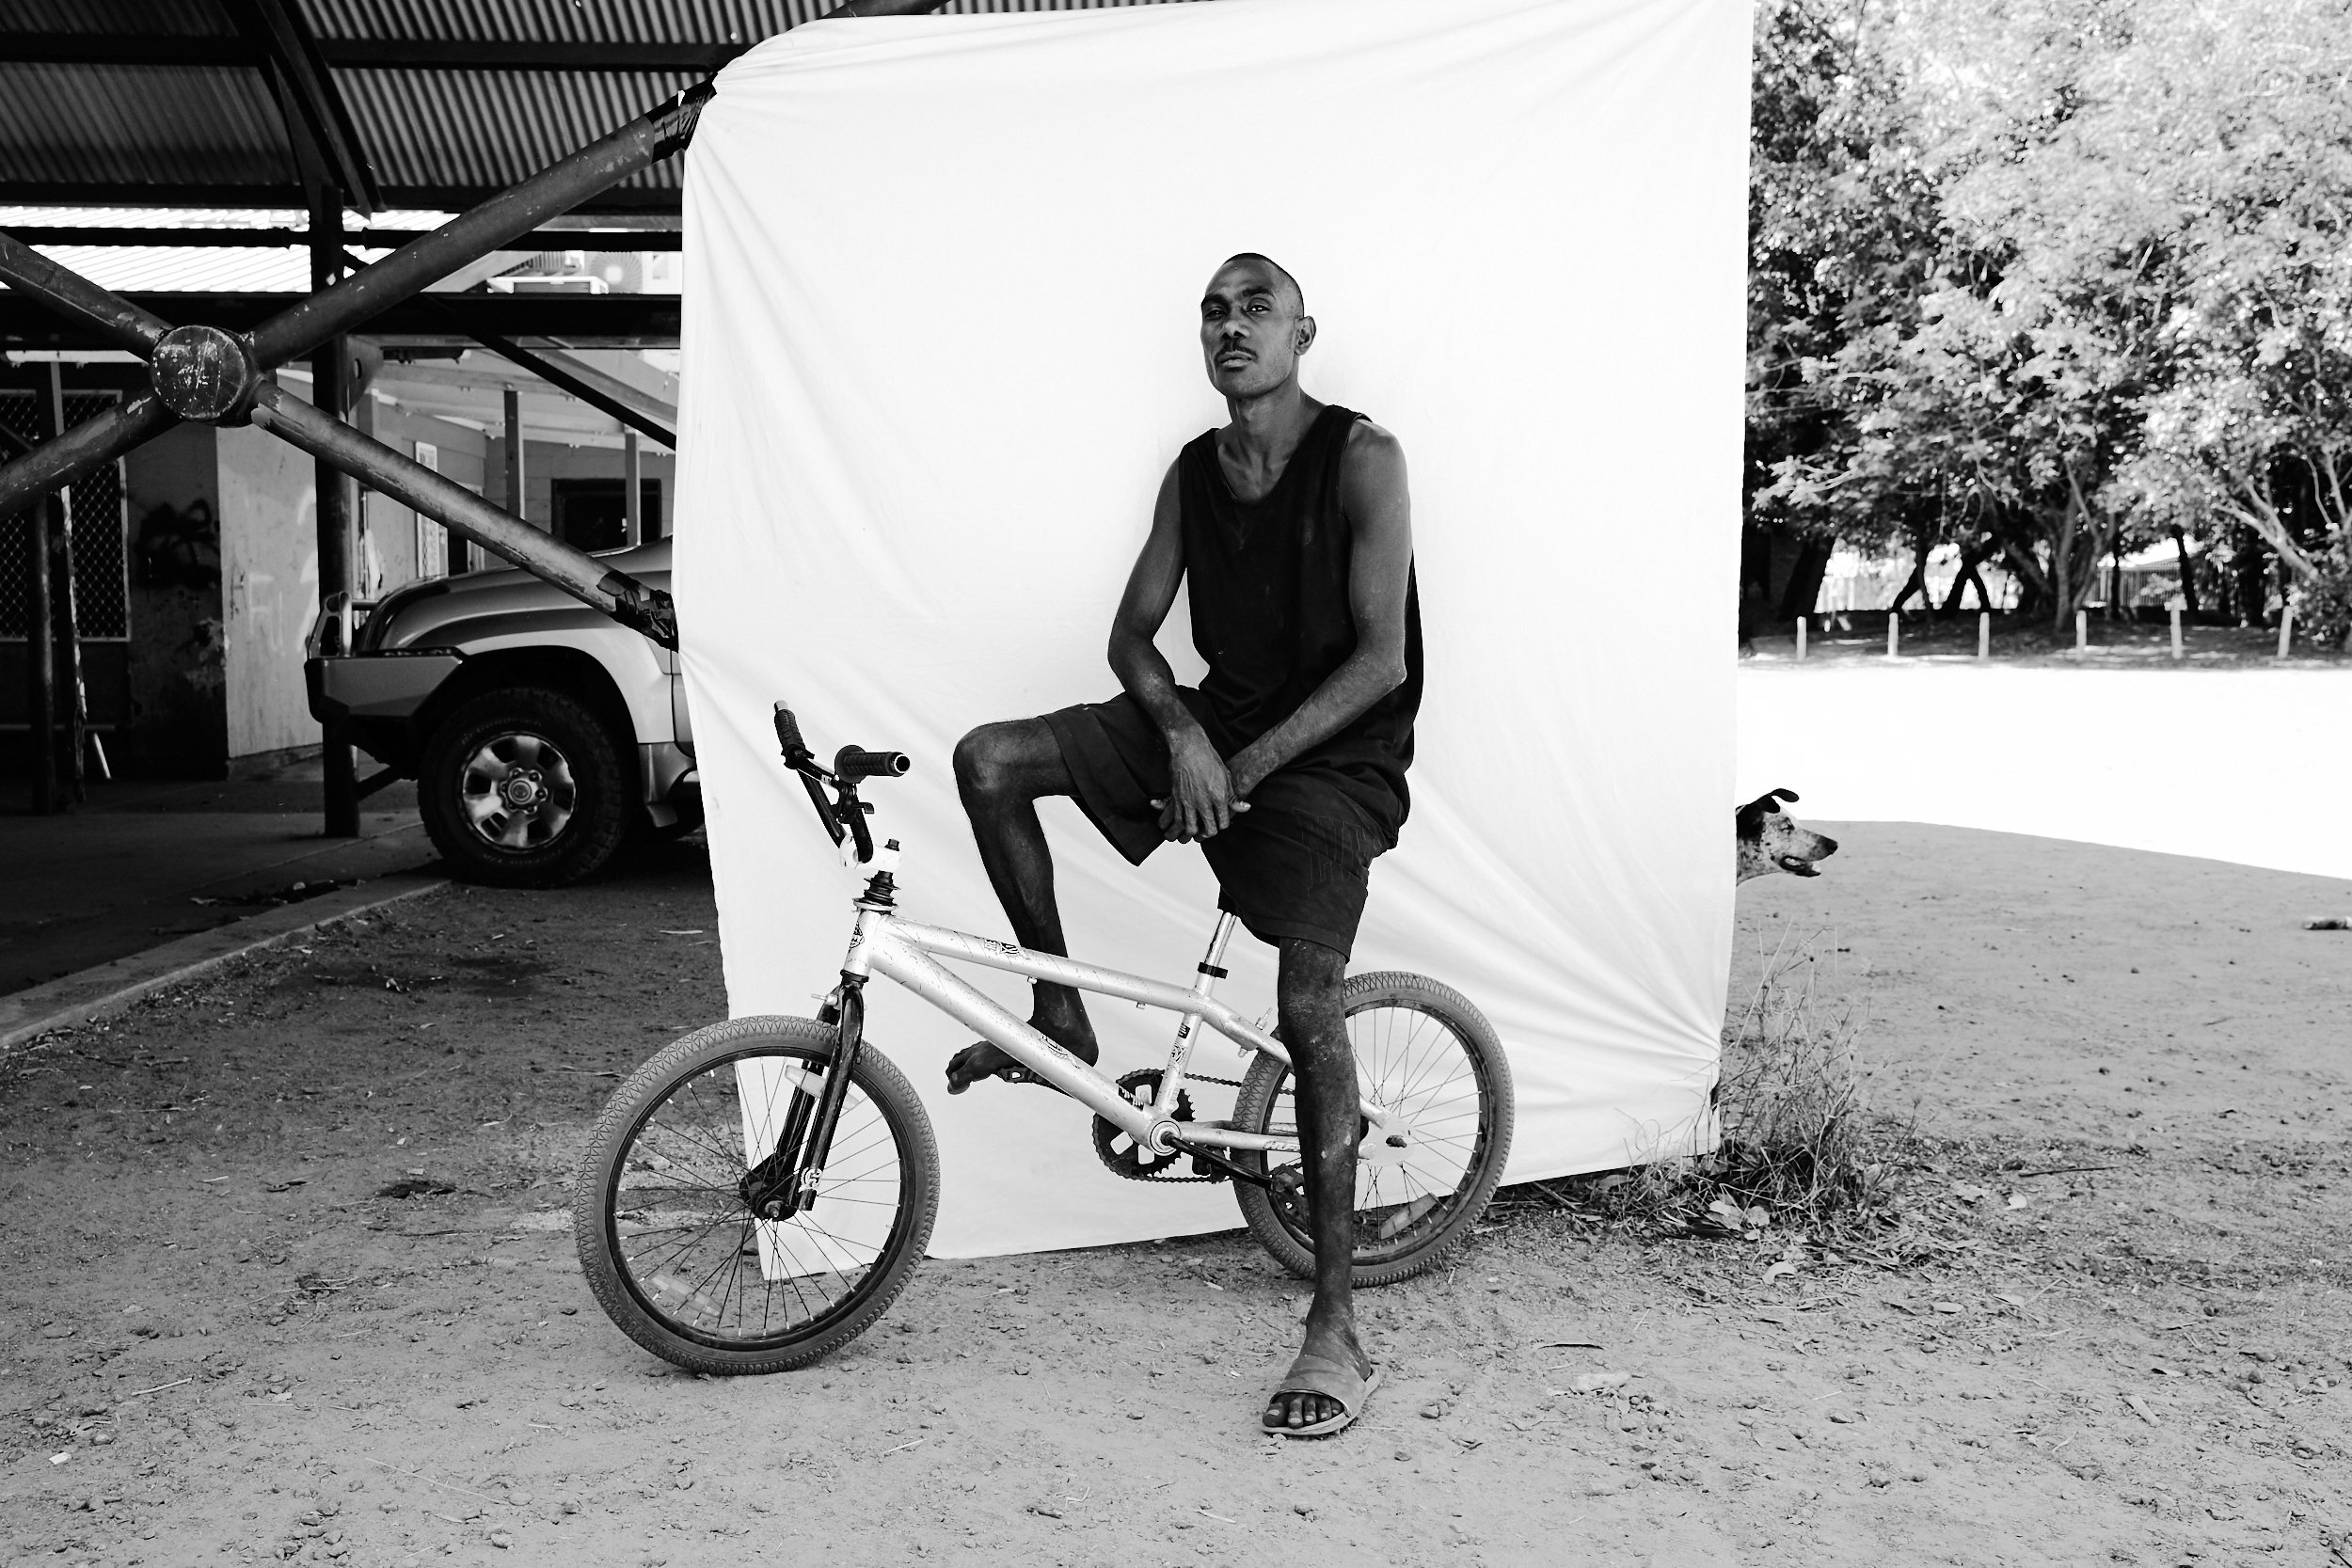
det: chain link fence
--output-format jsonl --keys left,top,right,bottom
{"left": 0, "top": 388, "right": 130, "bottom": 641}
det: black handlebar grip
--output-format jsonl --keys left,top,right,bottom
{"left": 773, "top": 703, "right": 811, "bottom": 764}
{"left": 834, "top": 746, "right": 912, "bottom": 781}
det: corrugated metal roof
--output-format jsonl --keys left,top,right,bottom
{"left": 298, "top": 1, "right": 828, "bottom": 43}
{"left": 0, "top": 64, "right": 295, "bottom": 189}
{"left": 0, "top": 1, "right": 230, "bottom": 33}
{"left": 0, "top": 0, "right": 1205, "bottom": 210}
{"left": 336, "top": 69, "right": 705, "bottom": 197}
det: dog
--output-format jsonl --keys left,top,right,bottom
{"left": 1736, "top": 788, "right": 1838, "bottom": 882}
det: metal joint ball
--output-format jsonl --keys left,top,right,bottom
{"left": 150, "top": 324, "right": 262, "bottom": 424}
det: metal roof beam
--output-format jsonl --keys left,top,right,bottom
{"left": 1, "top": 35, "right": 259, "bottom": 66}
{"left": 225, "top": 0, "right": 381, "bottom": 214}
{"left": 0, "top": 290, "right": 682, "bottom": 350}
{"left": 319, "top": 41, "right": 750, "bottom": 71}
{"left": 8, "top": 226, "right": 680, "bottom": 250}
{"left": 0, "top": 35, "right": 744, "bottom": 70}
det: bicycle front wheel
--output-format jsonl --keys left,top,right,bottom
{"left": 1232, "top": 971, "right": 1514, "bottom": 1286}
{"left": 573, "top": 1015, "right": 939, "bottom": 1374}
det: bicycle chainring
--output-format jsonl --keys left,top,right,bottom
{"left": 1091, "top": 1069, "right": 1216, "bottom": 1182}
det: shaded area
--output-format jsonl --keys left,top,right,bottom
{"left": 0, "top": 752, "right": 425, "bottom": 996}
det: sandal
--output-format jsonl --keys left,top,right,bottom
{"left": 1262, "top": 1355, "right": 1382, "bottom": 1437}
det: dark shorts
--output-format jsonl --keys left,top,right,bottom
{"left": 1041, "top": 691, "right": 1393, "bottom": 958}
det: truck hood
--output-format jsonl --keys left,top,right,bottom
{"left": 361, "top": 539, "right": 675, "bottom": 652}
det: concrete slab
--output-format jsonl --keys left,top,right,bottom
{"left": 0, "top": 754, "right": 434, "bottom": 995}
{"left": 0, "top": 869, "right": 449, "bottom": 1054}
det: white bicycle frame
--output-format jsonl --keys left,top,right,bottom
{"left": 837, "top": 875, "right": 1399, "bottom": 1164}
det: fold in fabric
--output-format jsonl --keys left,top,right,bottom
{"left": 675, "top": 0, "right": 1752, "bottom": 1256}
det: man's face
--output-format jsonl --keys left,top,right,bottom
{"left": 1200, "top": 261, "right": 1310, "bottom": 399}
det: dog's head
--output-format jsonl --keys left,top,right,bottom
{"left": 1736, "top": 788, "right": 1839, "bottom": 882}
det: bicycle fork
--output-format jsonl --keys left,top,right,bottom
{"left": 739, "top": 977, "right": 868, "bottom": 1220}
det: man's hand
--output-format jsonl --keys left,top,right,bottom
{"left": 1152, "top": 726, "right": 1251, "bottom": 841}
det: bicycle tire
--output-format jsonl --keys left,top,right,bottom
{"left": 1231, "top": 971, "right": 1514, "bottom": 1287}
{"left": 573, "top": 1015, "right": 939, "bottom": 1374}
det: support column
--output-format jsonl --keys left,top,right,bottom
{"left": 624, "top": 431, "right": 643, "bottom": 546}
{"left": 25, "top": 485, "right": 56, "bottom": 815}
{"left": 504, "top": 387, "right": 527, "bottom": 533}
{"left": 44, "top": 364, "right": 87, "bottom": 802}
{"left": 311, "top": 192, "right": 360, "bottom": 837}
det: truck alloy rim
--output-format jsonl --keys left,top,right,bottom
{"left": 458, "top": 731, "right": 579, "bottom": 849}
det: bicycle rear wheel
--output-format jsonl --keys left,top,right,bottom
{"left": 574, "top": 1015, "right": 938, "bottom": 1374}
{"left": 1231, "top": 971, "right": 1513, "bottom": 1286}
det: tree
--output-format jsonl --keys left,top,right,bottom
{"left": 1747, "top": 0, "right": 2352, "bottom": 640}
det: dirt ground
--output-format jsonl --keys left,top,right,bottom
{"left": 2, "top": 824, "right": 2346, "bottom": 1568}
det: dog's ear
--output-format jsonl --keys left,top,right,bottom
{"left": 1766, "top": 787, "right": 1799, "bottom": 806}
{"left": 1736, "top": 796, "right": 1773, "bottom": 835}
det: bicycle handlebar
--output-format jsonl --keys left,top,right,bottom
{"left": 834, "top": 747, "right": 912, "bottom": 781}
{"left": 772, "top": 703, "right": 814, "bottom": 768}
{"left": 771, "top": 702, "right": 909, "bottom": 864}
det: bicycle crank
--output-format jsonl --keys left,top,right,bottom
{"left": 1090, "top": 1069, "right": 1221, "bottom": 1182}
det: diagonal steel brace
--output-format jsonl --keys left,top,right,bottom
{"left": 0, "top": 0, "right": 954, "bottom": 652}
{"left": 0, "top": 84, "right": 712, "bottom": 648}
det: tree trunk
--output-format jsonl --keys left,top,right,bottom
{"left": 2171, "top": 527, "right": 2199, "bottom": 618}
{"left": 2049, "top": 500, "right": 2077, "bottom": 636}
{"left": 2004, "top": 538, "right": 2051, "bottom": 622}
{"left": 1774, "top": 538, "right": 1832, "bottom": 623}
{"left": 1889, "top": 531, "right": 1933, "bottom": 615}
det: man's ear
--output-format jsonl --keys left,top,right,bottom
{"left": 1295, "top": 315, "right": 1316, "bottom": 355}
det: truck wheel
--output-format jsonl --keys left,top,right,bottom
{"left": 420, "top": 688, "right": 631, "bottom": 888}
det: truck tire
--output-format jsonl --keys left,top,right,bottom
{"left": 419, "top": 687, "right": 631, "bottom": 888}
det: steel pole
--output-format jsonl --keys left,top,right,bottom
{"left": 469, "top": 325, "right": 676, "bottom": 448}
{"left": 250, "top": 85, "right": 713, "bottom": 369}
{"left": 624, "top": 432, "right": 644, "bottom": 546}
{"left": 0, "top": 395, "right": 178, "bottom": 524}
{"left": 247, "top": 384, "right": 675, "bottom": 646}
{"left": 25, "top": 496, "right": 56, "bottom": 813}
{"left": 310, "top": 192, "right": 362, "bottom": 836}
{"left": 42, "top": 365, "right": 86, "bottom": 803}
{"left": 0, "top": 231, "right": 173, "bottom": 355}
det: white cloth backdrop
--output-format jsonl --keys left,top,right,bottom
{"left": 675, "top": 0, "right": 1752, "bottom": 1256}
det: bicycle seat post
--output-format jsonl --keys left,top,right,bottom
{"left": 1151, "top": 911, "right": 1239, "bottom": 1121}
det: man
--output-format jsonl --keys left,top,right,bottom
{"left": 947, "top": 253, "right": 1421, "bottom": 1435}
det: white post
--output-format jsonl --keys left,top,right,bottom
{"left": 1978, "top": 610, "right": 1990, "bottom": 659}
{"left": 1796, "top": 616, "right": 1807, "bottom": 661}
{"left": 2075, "top": 609, "right": 2088, "bottom": 656}
{"left": 2278, "top": 605, "right": 2295, "bottom": 659}
{"left": 2169, "top": 603, "right": 2184, "bottom": 660}
{"left": 1886, "top": 612, "right": 1899, "bottom": 658}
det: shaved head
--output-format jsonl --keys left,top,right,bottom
{"left": 1218, "top": 252, "right": 1304, "bottom": 316}
{"left": 1200, "top": 252, "right": 1315, "bottom": 401}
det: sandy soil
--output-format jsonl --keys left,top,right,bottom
{"left": 2, "top": 825, "right": 2346, "bottom": 1568}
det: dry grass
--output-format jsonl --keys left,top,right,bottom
{"left": 1513, "top": 930, "right": 1936, "bottom": 1251}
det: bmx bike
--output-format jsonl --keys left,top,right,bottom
{"left": 573, "top": 703, "right": 1515, "bottom": 1374}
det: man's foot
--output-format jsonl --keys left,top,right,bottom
{"left": 944, "top": 1016, "right": 1097, "bottom": 1094}
{"left": 1263, "top": 1321, "right": 1375, "bottom": 1434}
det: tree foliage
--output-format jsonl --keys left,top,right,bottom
{"left": 1748, "top": 0, "right": 2352, "bottom": 641}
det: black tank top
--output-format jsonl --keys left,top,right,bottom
{"left": 1177, "top": 403, "right": 1422, "bottom": 837}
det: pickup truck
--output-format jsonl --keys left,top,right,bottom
{"left": 304, "top": 539, "right": 697, "bottom": 887}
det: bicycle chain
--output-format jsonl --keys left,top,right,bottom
{"left": 1089, "top": 1069, "right": 1254, "bottom": 1183}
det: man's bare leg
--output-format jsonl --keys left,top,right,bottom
{"left": 944, "top": 719, "right": 1101, "bottom": 1091}
{"left": 1264, "top": 937, "right": 1373, "bottom": 1430}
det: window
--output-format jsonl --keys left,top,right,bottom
{"left": 550, "top": 478, "right": 660, "bottom": 552}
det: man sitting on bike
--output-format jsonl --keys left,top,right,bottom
{"left": 947, "top": 252, "right": 1420, "bottom": 1436}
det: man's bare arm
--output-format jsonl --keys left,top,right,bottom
{"left": 1108, "top": 463, "right": 1246, "bottom": 840}
{"left": 1228, "top": 422, "right": 1414, "bottom": 795}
